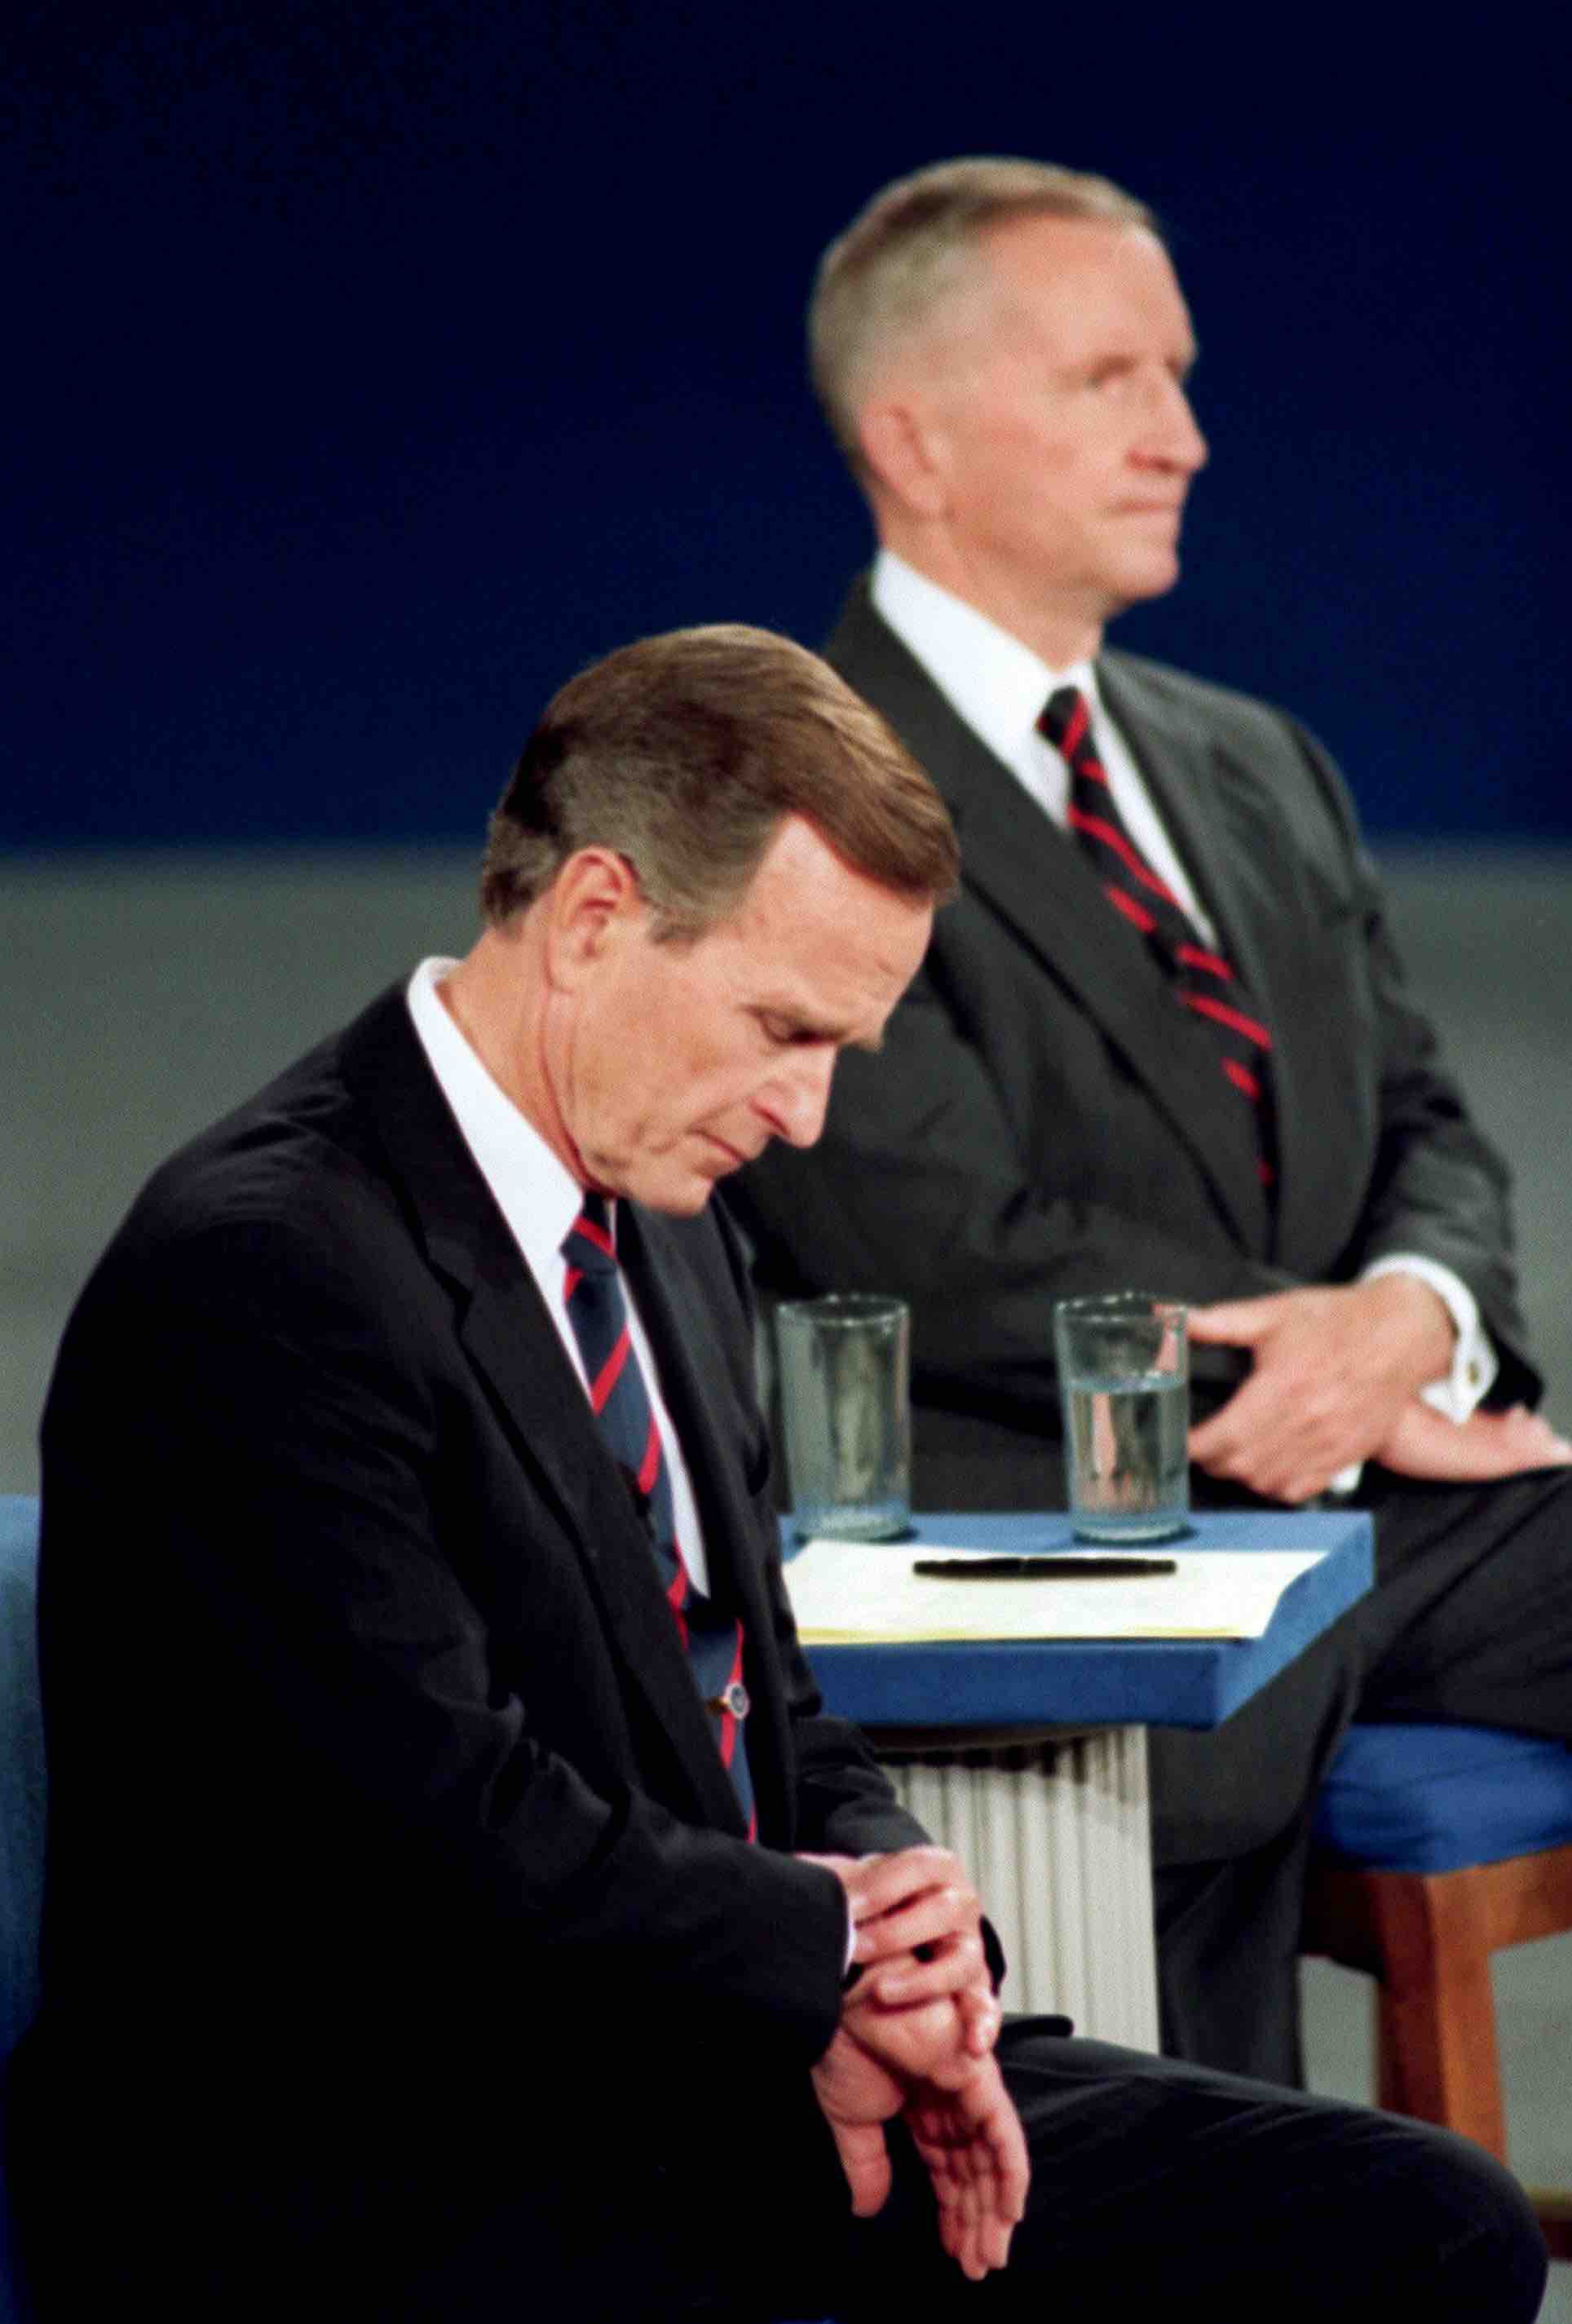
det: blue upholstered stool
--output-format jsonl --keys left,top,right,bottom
{"left": 1305, "top": 1719, "right": 1572, "bottom": 2256}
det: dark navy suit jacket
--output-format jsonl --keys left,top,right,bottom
{"left": 16, "top": 981, "right": 925, "bottom": 2315}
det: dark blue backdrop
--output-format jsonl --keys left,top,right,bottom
{"left": 6, "top": 4, "right": 1565, "bottom": 850}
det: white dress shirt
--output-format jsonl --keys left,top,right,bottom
{"left": 870, "top": 550, "right": 1495, "bottom": 1429}
{"left": 406, "top": 957, "right": 713, "bottom": 1590}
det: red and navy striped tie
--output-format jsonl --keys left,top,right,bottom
{"left": 1040, "top": 685, "right": 1277, "bottom": 1191}
{"left": 561, "top": 1194, "right": 756, "bottom": 1836}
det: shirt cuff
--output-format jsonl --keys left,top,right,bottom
{"left": 1326, "top": 1257, "right": 1499, "bottom": 1498}
{"left": 1360, "top": 1253, "right": 1498, "bottom": 1420}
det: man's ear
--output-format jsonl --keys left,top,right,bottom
{"left": 856, "top": 392, "right": 952, "bottom": 520}
{"left": 542, "top": 848, "right": 644, "bottom": 987}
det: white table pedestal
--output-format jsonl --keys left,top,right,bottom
{"left": 876, "top": 1725, "right": 1159, "bottom": 2051}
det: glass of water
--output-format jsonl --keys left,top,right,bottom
{"left": 775, "top": 1294, "right": 911, "bottom": 1540}
{"left": 1052, "top": 1293, "right": 1189, "bottom": 1542}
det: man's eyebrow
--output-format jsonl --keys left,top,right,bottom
{"left": 755, "top": 999, "right": 889, "bottom": 1054}
{"left": 807, "top": 1010, "right": 887, "bottom": 1054}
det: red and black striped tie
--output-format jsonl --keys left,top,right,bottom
{"left": 561, "top": 1194, "right": 756, "bottom": 1836}
{"left": 1040, "top": 686, "right": 1276, "bottom": 1191}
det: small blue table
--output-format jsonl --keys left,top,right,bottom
{"left": 788, "top": 1508, "right": 1373, "bottom": 2046}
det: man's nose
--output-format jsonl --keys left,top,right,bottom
{"left": 763, "top": 1049, "right": 837, "bottom": 1149}
{"left": 1139, "top": 372, "right": 1208, "bottom": 472}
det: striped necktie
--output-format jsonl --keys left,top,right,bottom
{"left": 1040, "top": 685, "right": 1277, "bottom": 1191}
{"left": 560, "top": 1194, "right": 756, "bottom": 1836}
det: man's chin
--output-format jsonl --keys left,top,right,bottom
{"left": 664, "top": 1179, "right": 721, "bottom": 1217}
{"left": 1108, "top": 554, "right": 1181, "bottom": 612}
{"left": 613, "top": 1133, "right": 753, "bottom": 1216}
{"left": 621, "top": 1166, "right": 722, "bottom": 1218}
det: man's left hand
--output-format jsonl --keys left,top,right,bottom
{"left": 1377, "top": 1399, "right": 1572, "bottom": 1482}
{"left": 1186, "top": 1277, "right": 1455, "bottom": 1502}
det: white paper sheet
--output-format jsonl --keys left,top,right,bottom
{"left": 785, "top": 1540, "right": 1323, "bottom": 1643}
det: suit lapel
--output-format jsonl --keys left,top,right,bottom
{"left": 1098, "top": 654, "right": 1345, "bottom": 1263}
{"left": 829, "top": 586, "right": 1270, "bottom": 1252}
{"left": 1098, "top": 654, "right": 1283, "bottom": 1023}
{"left": 336, "top": 987, "right": 747, "bottom": 1834}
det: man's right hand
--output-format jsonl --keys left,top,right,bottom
{"left": 810, "top": 2017, "right": 909, "bottom": 2219}
{"left": 902, "top": 2052, "right": 1030, "bottom": 2281}
{"left": 847, "top": 1986, "right": 1029, "bottom": 2278}
{"left": 1187, "top": 1277, "right": 1456, "bottom": 1500}
{"left": 811, "top": 1988, "right": 1028, "bottom": 2278}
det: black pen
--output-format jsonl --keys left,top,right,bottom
{"left": 912, "top": 1554, "right": 1178, "bottom": 1579}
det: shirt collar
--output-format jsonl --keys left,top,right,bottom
{"left": 405, "top": 956, "right": 599, "bottom": 1281}
{"left": 871, "top": 547, "right": 1100, "bottom": 757}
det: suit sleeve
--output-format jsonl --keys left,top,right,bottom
{"left": 1270, "top": 709, "right": 1536, "bottom": 1402}
{"left": 42, "top": 1186, "right": 862, "bottom": 2078}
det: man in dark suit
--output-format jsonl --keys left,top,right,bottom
{"left": 12, "top": 625, "right": 1546, "bottom": 2320}
{"left": 731, "top": 158, "right": 1572, "bottom": 2083}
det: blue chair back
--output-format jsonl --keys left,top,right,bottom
{"left": 0, "top": 1494, "right": 43, "bottom": 2324}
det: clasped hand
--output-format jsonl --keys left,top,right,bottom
{"left": 801, "top": 1845, "right": 1027, "bottom": 2280}
{"left": 1187, "top": 1277, "right": 1571, "bottom": 1502}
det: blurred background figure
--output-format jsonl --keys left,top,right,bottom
{"left": 727, "top": 153, "right": 1572, "bottom": 2088}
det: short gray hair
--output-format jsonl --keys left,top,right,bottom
{"left": 810, "top": 157, "right": 1155, "bottom": 472}
{"left": 479, "top": 623, "right": 959, "bottom": 938}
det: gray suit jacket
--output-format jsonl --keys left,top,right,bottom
{"left": 733, "top": 580, "right": 1536, "bottom": 1507}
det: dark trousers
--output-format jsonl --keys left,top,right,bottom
{"left": 390, "top": 2024, "right": 1545, "bottom": 2321}
{"left": 16, "top": 2025, "right": 1548, "bottom": 2323}
{"left": 825, "top": 2026, "right": 1547, "bottom": 2322}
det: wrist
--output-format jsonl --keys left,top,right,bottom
{"left": 1366, "top": 1270, "right": 1455, "bottom": 1390}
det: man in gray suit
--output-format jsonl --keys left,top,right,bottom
{"left": 731, "top": 158, "right": 1572, "bottom": 2082}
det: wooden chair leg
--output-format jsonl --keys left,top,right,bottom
{"left": 1362, "top": 1867, "right": 1508, "bottom": 2160}
{"left": 1307, "top": 1819, "right": 1572, "bottom": 2249}
{"left": 1529, "top": 2191, "right": 1572, "bottom": 2263}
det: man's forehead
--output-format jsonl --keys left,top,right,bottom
{"left": 980, "top": 210, "right": 1167, "bottom": 276}
{"left": 719, "top": 831, "right": 932, "bottom": 1018}
{"left": 978, "top": 214, "right": 1190, "bottom": 334}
